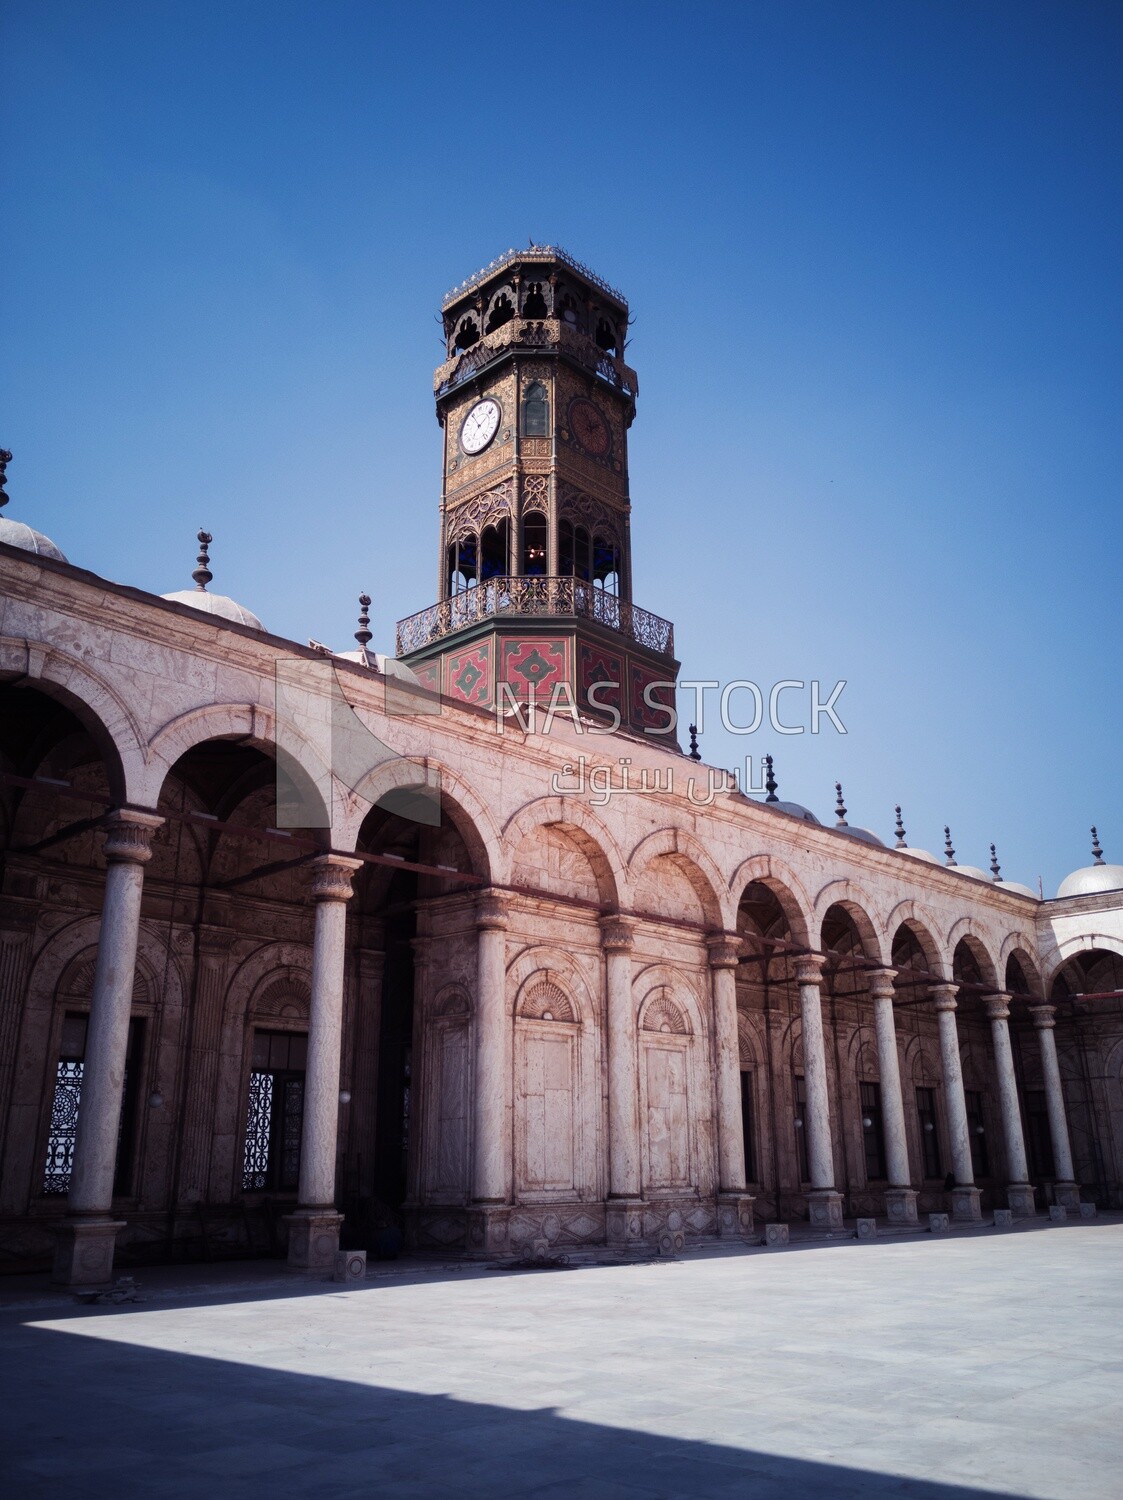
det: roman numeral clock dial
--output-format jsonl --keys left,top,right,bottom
{"left": 460, "top": 398, "right": 501, "bottom": 455}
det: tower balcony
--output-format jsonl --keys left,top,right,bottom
{"left": 395, "top": 576, "right": 674, "bottom": 660}
{"left": 433, "top": 319, "right": 639, "bottom": 402}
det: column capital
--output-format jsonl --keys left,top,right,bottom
{"left": 868, "top": 967, "right": 898, "bottom": 1001}
{"left": 599, "top": 913, "right": 635, "bottom": 953}
{"left": 706, "top": 932, "right": 743, "bottom": 970}
{"left": 985, "top": 992, "right": 1013, "bottom": 1022}
{"left": 475, "top": 888, "right": 510, "bottom": 932}
{"left": 308, "top": 853, "right": 363, "bottom": 904}
{"left": 930, "top": 982, "right": 959, "bottom": 1012}
{"left": 102, "top": 808, "right": 164, "bottom": 865}
{"left": 794, "top": 953, "right": 826, "bottom": 986}
{"left": 1028, "top": 1003, "right": 1057, "bottom": 1030}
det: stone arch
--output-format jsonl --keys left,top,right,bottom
{"left": 222, "top": 945, "right": 313, "bottom": 1035}
{"left": 1044, "top": 935, "right": 1123, "bottom": 994}
{"left": 633, "top": 962, "right": 709, "bottom": 1040}
{"left": 343, "top": 757, "right": 499, "bottom": 882}
{"left": 628, "top": 827, "right": 728, "bottom": 930}
{"left": 639, "top": 991, "right": 690, "bottom": 1036}
{"left": 728, "top": 854, "right": 813, "bottom": 948}
{"left": 248, "top": 969, "right": 311, "bottom": 1024}
{"left": 0, "top": 641, "right": 139, "bottom": 804}
{"left": 737, "top": 1010, "right": 765, "bottom": 1069}
{"left": 886, "top": 902, "right": 947, "bottom": 980}
{"left": 813, "top": 880, "right": 886, "bottom": 963}
{"left": 948, "top": 921, "right": 999, "bottom": 989}
{"left": 502, "top": 797, "right": 624, "bottom": 907}
{"left": 508, "top": 946, "right": 597, "bottom": 1026}
{"left": 905, "top": 1033, "right": 942, "bottom": 1087}
{"left": 1000, "top": 938, "right": 1043, "bottom": 997}
{"left": 433, "top": 984, "right": 470, "bottom": 1019}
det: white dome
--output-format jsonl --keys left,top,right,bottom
{"left": 949, "top": 865, "right": 991, "bottom": 882}
{"left": 1057, "top": 864, "right": 1123, "bottom": 899}
{"left": 162, "top": 589, "right": 264, "bottom": 631}
{"left": 999, "top": 881, "right": 1039, "bottom": 900}
{"left": 768, "top": 800, "right": 821, "bottom": 825}
{"left": 839, "top": 826, "right": 885, "bottom": 848}
{"left": 335, "top": 649, "right": 421, "bottom": 685}
{"left": 899, "top": 846, "right": 940, "bottom": 864}
{"left": 0, "top": 516, "right": 67, "bottom": 562}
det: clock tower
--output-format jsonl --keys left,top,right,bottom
{"left": 395, "top": 246, "right": 679, "bottom": 740}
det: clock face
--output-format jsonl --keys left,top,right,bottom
{"left": 568, "top": 398, "right": 611, "bottom": 457}
{"left": 460, "top": 398, "right": 502, "bottom": 455}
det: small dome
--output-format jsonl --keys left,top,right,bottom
{"left": 335, "top": 649, "right": 421, "bottom": 685}
{"left": 769, "top": 800, "right": 821, "bottom": 825}
{"left": 0, "top": 516, "right": 67, "bottom": 562}
{"left": 899, "top": 846, "right": 940, "bottom": 864}
{"left": 1057, "top": 864, "right": 1123, "bottom": 899}
{"left": 999, "top": 881, "right": 1039, "bottom": 900}
{"left": 162, "top": 589, "right": 264, "bottom": 631}
{"left": 949, "top": 864, "right": 991, "bottom": 882}
{"left": 838, "top": 826, "right": 885, "bottom": 848}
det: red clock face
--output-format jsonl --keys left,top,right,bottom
{"left": 568, "top": 398, "right": 611, "bottom": 456}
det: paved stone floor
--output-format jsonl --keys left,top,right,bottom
{"left": 1, "top": 1221, "right": 1121, "bottom": 1498}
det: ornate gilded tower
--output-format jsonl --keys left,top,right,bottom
{"left": 395, "top": 246, "right": 679, "bottom": 738}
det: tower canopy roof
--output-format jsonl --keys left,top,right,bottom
{"left": 442, "top": 245, "right": 628, "bottom": 315}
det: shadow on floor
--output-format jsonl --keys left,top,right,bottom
{"left": 0, "top": 1319, "right": 1028, "bottom": 1500}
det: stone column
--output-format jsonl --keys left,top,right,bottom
{"left": 467, "top": 890, "right": 511, "bottom": 1254}
{"left": 869, "top": 968, "right": 918, "bottom": 1224}
{"left": 285, "top": 853, "right": 362, "bottom": 1271}
{"left": 795, "top": 955, "right": 842, "bottom": 1228}
{"left": 985, "top": 993, "right": 1035, "bottom": 1216}
{"left": 53, "top": 809, "right": 163, "bottom": 1286}
{"left": 707, "top": 934, "right": 754, "bottom": 1239}
{"left": 600, "top": 915, "right": 642, "bottom": 1246}
{"left": 1029, "top": 1004, "right": 1080, "bottom": 1209}
{"left": 931, "top": 983, "right": 982, "bottom": 1221}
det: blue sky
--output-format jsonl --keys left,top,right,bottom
{"left": 3, "top": 0, "right": 1120, "bottom": 893}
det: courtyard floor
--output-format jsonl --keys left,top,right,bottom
{"left": 1, "top": 1219, "right": 1121, "bottom": 1499}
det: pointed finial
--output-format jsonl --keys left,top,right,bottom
{"left": 834, "top": 781, "right": 848, "bottom": 827}
{"left": 0, "top": 448, "right": 11, "bottom": 512}
{"left": 894, "top": 805, "right": 907, "bottom": 848}
{"left": 989, "top": 843, "right": 1002, "bottom": 881}
{"left": 192, "top": 529, "right": 213, "bottom": 591}
{"left": 944, "top": 826, "right": 956, "bottom": 866}
{"left": 688, "top": 724, "right": 701, "bottom": 762}
{"left": 1091, "top": 826, "right": 1105, "bottom": 865}
{"left": 764, "top": 754, "right": 778, "bottom": 802}
{"left": 355, "top": 592, "right": 372, "bottom": 650}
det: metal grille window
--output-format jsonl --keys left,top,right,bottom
{"left": 860, "top": 1081, "right": 887, "bottom": 1181}
{"left": 794, "top": 1075, "right": 809, "bottom": 1183}
{"left": 739, "top": 1070, "right": 756, "bottom": 1182}
{"left": 916, "top": 1086, "right": 941, "bottom": 1179}
{"left": 43, "top": 1013, "right": 142, "bottom": 1196}
{"left": 965, "top": 1089, "right": 990, "bottom": 1178}
{"left": 242, "top": 1030, "right": 307, "bottom": 1192}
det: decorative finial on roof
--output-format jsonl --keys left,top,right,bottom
{"left": 990, "top": 843, "right": 1002, "bottom": 881}
{"left": 687, "top": 724, "right": 701, "bottom": 762}
{"left": 355, "top": 593, "right": 372, "bottom": 650}
{"left": 0, "top": 448, "right": 11, "bottom": 512}
{"left": 944, "top": 826, "right": 957, "bottom": 866}
{"left": 192, "top": 529, "right": 213, "bottom": 592}
{"left": 834, "top": 781, "right": 848, "bottom": 827}
{"left": 894, "top": 805, "right": 907, "bottom": 848}
{"left": 1091, "top": 826, "right": 1105, "bottom": 865}
{"left": 764, "top": 754, "right": 778, "bottom": 803}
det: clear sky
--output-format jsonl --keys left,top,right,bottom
{"left": 3, "top": 0, "right": 1120, "bottom": 894}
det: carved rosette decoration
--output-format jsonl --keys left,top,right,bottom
{"left": 102, "top": 810, "right": 164, "bottom": 866}
{"left": 308, "top": 854, "right": 363, "bottom": 904}
{"left": 519, "top": 981, "right": 576, "bottom": 1023}
{"left": 641, "top": 993, "right": 689, "bottom": 1035}
{"left": 705, "top": 934, "right": 743, "bottom": 970}
{"left": 598, "top": 914, "right": 634, "bottom": 953}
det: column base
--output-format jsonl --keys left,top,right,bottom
{"left": 605, "top": 1199, "right": 645, "bottom": 1249}
{"left": 284, "top": 1210, "right": 344, "bottom": 1271}
{"left": 465, "top": 1204, "right": 511, "bottom": 1256}
{"left": 716, "top": 1192, "right": 755, "bottom": 1240}
{"left": 1006, "top": 1183, "right": 1037, "bottom": 1218}
{"left": 807, "top": 1189, "right": 844, "bottom": 1229}
{"left": 51, "top": 1217, "right": 126, "bottom": 1287}
{"left": 1053, "top": 1181, "right": 1081, "bottom": 1211}
{"left": 883, "top": 1187, "right": 920, "bottom": 1225}
{"left": 951, "top": 1186, "right": 983, "bottom": 1223}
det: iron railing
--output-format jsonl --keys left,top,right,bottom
{"left": 433, "top": 318, "right": 638, "bottom": 400}
{"left": 395, "top": 576, "right": 675, "bottom": 659}
{"left": 442, "top": 245, "right": 626, "bottom": 309}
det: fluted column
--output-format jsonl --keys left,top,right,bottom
{"left": 796, "top": 954, "right": 842, "bottom": 1227}
{"left": 932, "top": 983, "right": 982, "bottom": 1221}
{"left": 1029, "top": 1004, "right": 1080, "bottom": 1209}
{"left": 869, "top": 968, "right": 918, "bottom": 1224}
{"left": 286, "top": 853, "right": 362, "bottom": 1271}
{"left": 53, "top": 809, "right": 163, "bottom": 1285}
{"left": 708, "top": 934, "right": 755, "bottom": 1239}
{"left": 985, "top": 993, "right": 1035, "bottom": 1216}
{"left": 472, "top": 890, "right": 511, "bottom": 1208}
